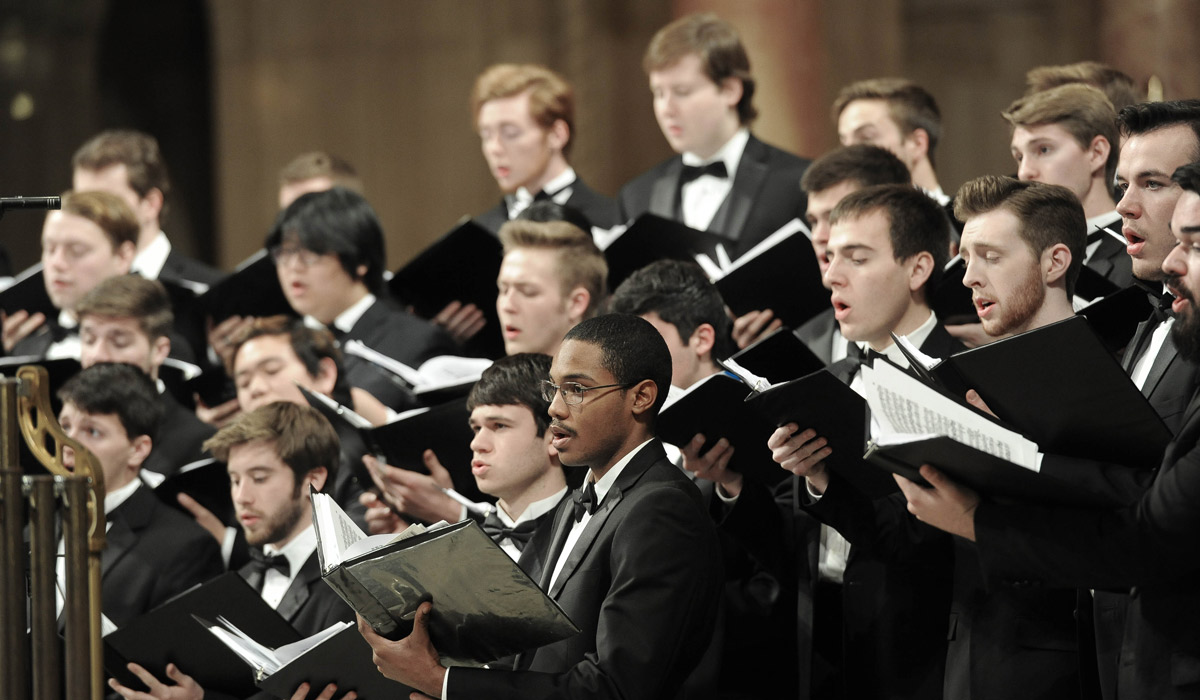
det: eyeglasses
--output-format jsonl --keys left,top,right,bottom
{"left": 269, "top": 245, "right": 323, "bottom": 268}
{"left": 540, "top": 380, "right": 632, "bottom": 406}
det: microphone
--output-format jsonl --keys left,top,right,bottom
{"left": 0, "top": 196, "right": 61, "bottom": 211}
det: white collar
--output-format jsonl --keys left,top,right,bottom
{"left": 57, "top": 309, "right": 78, "bottom": 330}
{"left": 498, "top": 486, "right": 568, "bottom": 526}
{"left": 263, "top": 522, "right": 318, "bottom": 576}
{"left": 131, "top": 231, "right": 172, "bottom": 280}
{"left": 1086, "top": 209, "right": 1121, "bottom": 232}
{"left": 304, "top": 293, "right": 376, "bottom": 335}
{"left": 585, "top": 438, "right": 654, "bottom": 506}
{"left": 514, "top": 166, "right": 577, "bottom": 208}
{"left": 922, "top": 186, "right": 951, "bottom": 207}
{"left": 854, "top": 309, "right": 939, "bottom": 367}
{"left": 103, "top": 478, "right": 143, "bottom": 515}
{"left": 682, "top": 128, "right": 750, "bottom": 178}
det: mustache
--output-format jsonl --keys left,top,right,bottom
{"left": 550, "top": 420, "right": 577, "bottom": 438}
{"left": 1166, "top": 273, "right": 1193, "bottom": 303}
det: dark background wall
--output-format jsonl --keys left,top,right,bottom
{"left": 2, "top": 0, "right": 1198, "bottom": 273}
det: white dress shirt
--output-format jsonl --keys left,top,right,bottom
{"left": 259, "top": 524, "right": 318, "bottom": 610}
{"left": 506, "top": 167, "right": 577, "bottom": 220}
{"left": 492, "top": 487, "right": 568, "bottom": 562}
{"left": 131, "top": 231, "right": 172, "bottom": 281}
{"left": 680, "top": 129, "right": 749, "bottom": 231}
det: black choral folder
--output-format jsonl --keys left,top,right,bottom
{"left": 712, "top": 226, "right": 828, "bottom": 330}
{"left": 198, "top": 249, "right": 294, "bottom": 325}
{"left": 0, "top": 263, "right": 55, "bottom": 318}
{"left": 727, "top": 326, "right": 826, "bottom": 383}
{"left": 603, "top": 214, "right": 728, "bottom": 291}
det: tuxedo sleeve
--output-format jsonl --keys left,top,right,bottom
{"left": 447, "top": 484, "right": 721, "bottom": 700}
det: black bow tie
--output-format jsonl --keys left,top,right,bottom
{"left": 573, "top": 480, "right": 598, "bottom": 523}
{"left": 481, "top": 512, "right": 539, "bottom": 552}
{"left": 680, "top": 161, "right": 729, "bottom": 184}
{"left": 845, "top": 343, "right": 888, "bottom": 365}
{"left": 246, "top": 549, "right": 290, "bottom": 587}
{"left": 1135, "top": 280, "right": 1176, "bottom": 323}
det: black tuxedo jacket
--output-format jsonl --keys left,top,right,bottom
{"left": 794, "top": 307, "right": 838, "bottom": 365}
{"left": 447, "top": 441, "right": 722, "bottom": 700}
{"left": 512, "top": 496, "right": 567, "bottom": 585}
{"left": 101, "top": 484, "right": 225, "bottom": 629}
{"left": 340, "top": 297, "right": 457, "bottom": 410}
{"left": 1087, "top": 219, "right": 1134, "bottom": 291}
{"left": 237, "top": 548, "right": 354, "bottom": 637}
{"left": 722, "top": 322, "right": 961, "bottom": 700}
{"left": 159, "top": 248, "right": 223, "bottom": 288}
{"left": 616, "top": 135, "right": 812, "bottom": 259}
{"left": 475, "top": 177, "right": 619, "bottom": 234}
{"left": 143, "top": 391, "right": 215, "bottom": 478}
{"left": 974, "top": 385, "right": 1200, "bottom": 700}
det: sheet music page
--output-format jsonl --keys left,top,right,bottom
{"left": 312, "top": 490, "right": 368, "bottom": 570}
{"left": 861, "top": 361, "right": 1039, "bottom": 471}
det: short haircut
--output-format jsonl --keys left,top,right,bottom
{"left": 56, "top": 190, "right": 140, "bottom": 251}
{"left": 800, "top": 144, "right": 912, "bottom": 194}
{"left": 264, "top": 187, "right": 386, "bottom": 294}
{"left": 1172, "top": 161, "right": 1200, "bottom": 195}
{"left": 278, "top": 152, "right": 363, "bottom": 193}
{"left": 72, "top": 129, "right": 171, "bottom": 214}
{"left": 76, "top": 275, "right": 173, "bottom": 341}
{"left": 471, "top": 64, "right": 575, "bottom": 156}
{"left": 516, "top": 200, "right": 594, "bottom": 234}
{"left": 562, "top": 314, "right": 673, "bottom": 422}
{"left": 832, "top": 78, "right": 942, "bottom": 166}
{"left": 954, "top": 175, "right": 1086, "bottom": 296}
{"left": 467, "top": 353, "right": 553, "bottom": 435}
{"left": 829, "top": 185, "right": 951, "bottom": 290}
{"left": 1117, "top": 100, "right": 1200, "bottom": 164}
{"left": 498, "top": 219, "right": 607, "bottom": 318}
{"left": 230, "top": 315, "right": 353, "bottom": 405}
{"left": 608, "top": 259, "right": 734, "bottom": 361}
{"left": 203, "top": 401, "right": 340, "bottom": 487}
{"left": 58, "top": 362, "right": 163, "bottom": 440}
{"left": 1002, "top": 84, "right": 1120, "bottom": 186}
{"left": 643, "top": 13, "right": 757, "bottom": 124}
{"left": 1025, "top": 61, "right": 1141, "bottom": 111}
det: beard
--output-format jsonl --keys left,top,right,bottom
{"left": 1171, "top": 280, "right": 1200, "bottom": 362}
{"left": 984, "top": 266, "right": 1045, "bottom": 337}
{"left": 246, "top": 491, "right": 308, "bottom": 547}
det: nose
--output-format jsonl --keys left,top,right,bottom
{"left": 232, "top": 478, "right": 252, "bottom": 506}
{"left": 547, "top": 388, "right": 569, "bottom": 419}
{"left": 62, "top": 445, "right": 75, "bottom": 470}
{"left": 1116, "top": 187, "right": 1138, "bottom": 219}
{"left": 1017, "top": 159, "right": 1036, "bottom": 182}
{"left": 497, "top": 287, "right": 517, "bottom": 314}
{"left": 823, "top": 255, "right": 846, "bottom": 288}
{"left": 1163, "top": 241, "right": 1187, "bottom": 278}
{"left": 469, "top": 429, "right": 489, "bottom": 454}
{"left": 962, "top": 257, "right": 983, "bottom": 288}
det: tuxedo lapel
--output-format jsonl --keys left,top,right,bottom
{"left": 1123, "top": 317, "right": 1155, "bottom": 374}
{"left": 275, "top": 552, "right": 318, "bottom": 623}
{"left": 1140, "top": 328, "right": 1180, "bottom": 399}
{"left": 649, "top": 161, "right": 682, "bottom": 219}
{"left": 538, "top": 501, "right": 575, "bottom": 591}
{"left": 709, "top": 137, "right": 768, "bottom": 244}
{"left": 101, "top": 487, "right": 155, "bottom": 575}
{"left": 547, "top": 486, "right": 625, "bottom": 599}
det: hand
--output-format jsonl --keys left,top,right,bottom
{"left": 361, "top": 491, "right": 409, "bottom": 534}
{"left": 176, "top": 493, "right": 227, "bottom": 543}
{"left": 2, "top": 309, "right": 45, "bottom": 353}
{"left": 207, "top": 315, "right": 256, "bottom": 374}
{"left": 108, "top": 662, "right": 203, "bottom": 700}
{"left": 350, "top": 387, "right": 391, "bottom": 426}
{"left": 290, "top": 681, "right": 357, "bottom": 700}
{"left": 432, "top": 301, "right": 486, "bottom": 345}
{"left": 767, "top": 423, "right": 831, "bottom": 493}
{"left": 680, "top": 434, "right": 743, "bottom": 497}
{"left": 195, "top": 396, "right": 241, "bottom": 427}
{"left": 893, "top": 464, "right": 979, "bottom": 540}
{"left": 357, "top": 605, "right": 446, "bottom": 697}
{"left": 730, "top": 309, "right": 782, "bottom": 349}
{"left": 944, "top": 322, "right": 993, "bottom": 349}
{"left": 965, "top": 389, "right": 997, "bottom": 418}
{"left": 363, "top": 452, "right": 461, "bottom": 523}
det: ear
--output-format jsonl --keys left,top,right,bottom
{"left": 312, "top": 356, "right": 338, "bottom": 396}
{"left": 141, "top": 187, "right": 165, "bottom": 222}
{"left": 115, "top": 241, "right": 137, "bottom": 270}
{"left": 355, "top": 264, "right": 369, "bottom": 281}
{"left": 565, "top": 287, "right": 591, "bottom": 323}
{"left": 719, "top": 76, "right": 744, "bottom": 112}
{"left": 907, "top": 251, "right": 935, "bottom": 293}
{"left": 1087, "top": 135, "right": 1111, "bottom": 178}
{"left": 150, "top": 334, "right": 171, "bottom": 370}
{"left": 627, "top": 378, "right": 659, "bottom": 419}
{"left": 548, "top": 118, "right": 570, "bottom": 154}
{"left": 905, "top": 128, "right": 931, "bottom": 161}
{"left": 689, "top": 323, "right": 716, "bottom": 360}
{"left": 304, "top": 465, "right": 329, "bottom": 493}
{"left": 1043, "top": 243, "right": 1073, "bottom": 287}
{"left": 128, "top": 433, "right": 153, "bottom": 471}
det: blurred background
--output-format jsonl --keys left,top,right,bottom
{"left": 2, "top": 0, "right": 1198, "bottom": 273}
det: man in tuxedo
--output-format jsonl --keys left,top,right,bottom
{"left": 1004, "top": 83, "right": 1132, "bottom": 289}
{"left": 360, "top": 313, "right": 722, "bottom": 700}
{"left": 472, "top": 63, "right": 617, "bottom": 234}
{"left": 3, "top": 190, "right": 138, "bottom": 358}
{"left": 617, "top": 13, "right": 811, "bottom": 259}
{"left": 277, "top": 151, "right": 363, "bottom": 209}
{"left": 774, "top": 177, "right": 1089, "bottom": 700}
{"left": 77, "top": 275, "right": 215, "bottom": 478}
{"left": 71, "top": 129, "right": 221, "bottom": 288}
{"left": 55, "top": 363, "right": 223, "bottom": 630}
{"left": 700, "top": 184, "right": 958, "bottom": 699}
{"left": 267, "top": 187, "right": 456, "bottom": 410}
{"left": 109, "top": 401, "right": 355, "bottom": 700}
{"left": 896, "top": 159, "right": 1200, "bottom": 700}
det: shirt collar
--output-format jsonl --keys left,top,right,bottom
{"left": 515, "top": 166, "right": 577, "bottom": 205}
{"left": 681, "top": 128, "right": 750, "bottom": 178}
{"left": 103, "top": 478, "right": 143, "bottom": 515}
{"left": 853, "top": 309, "right": 938, "bottom": 367}
{"left": 585, "top": 438, "right": 654, "bottom": 505}
{"left": 922, "top": 186, "right": 951, "bottom": 207}
{"left": 1087, "top": 209, "right": 1121, "bottom": 232}
{"left": 304, "top": 293, "right": 376, "bottom": 335}
{"left": 131, "top": 231, "right": 172, "bottom": 280}
{"left": 498, "top": 486, "right": 568, "bottom": 526}
{"left": 263, "top": 522, "right": 318, "bottom": 576}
